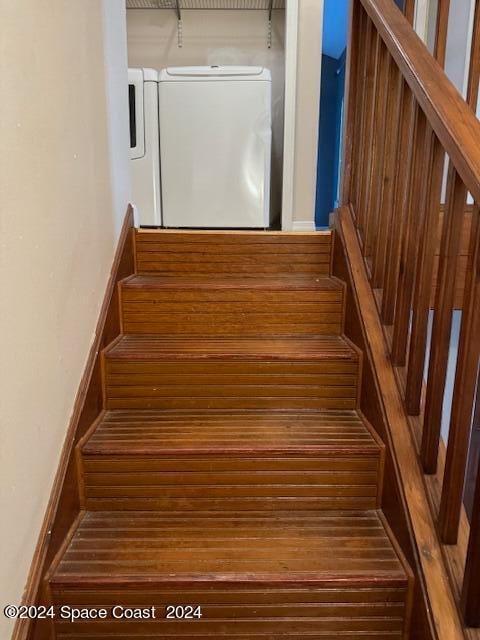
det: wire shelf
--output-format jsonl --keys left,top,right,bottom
{"left": 126, "top": 0, "right": 285, "bottom": 9}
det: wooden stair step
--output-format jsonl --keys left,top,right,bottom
{"left": 121, "top": 274, "right": 344, "bottom": 291}
{"left": 103, "top": 335, "right": 362, "bottom": 411}
{"left": 135, "top": 229, "right": 333, "bottom": 275}
{"left": 79, "top": 410, "right": 384, "bottom": 512}
{"left": 105, "top": 334, "right": 358, "bottom": 360}
{"left": 49, "top": 510, "right": 411, "bottom": 639}
{"left": 83, "top": 409, "right": 382, "bottom": 454}
{"left": 120, "top": 274, "right": 345, "bottom": 336}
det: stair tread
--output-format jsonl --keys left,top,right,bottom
{"left": 51, "top": 510, "right": 408, "bottom": 585}
{"left": 83, "top": 410, "right": 381, "bottom": 455}
{"left": 105, "top": 335, "right": 358, "bottom": 361}
{"left": 122, "top": 274, "right": 343, "bottom": 291}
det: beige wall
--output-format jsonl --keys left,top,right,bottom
{"left": 127, "top": 8, "right": 285, "bottom": 221}
{"left": 0, "top": 1, "right": 130, "bottom": 636}
{"left": 291, "top": 0, "right": 323, "bottom": 230}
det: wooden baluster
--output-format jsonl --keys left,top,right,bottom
{"left": 465, "top": 380, "right": 480, "bottom": 517}
{"left": 391, "top": 107, "right": 427, "bottom": 366}
{"left": 364, "top": 43, "right": 390, "bottom": 261}
{"left": 341, "top": 0, "right": 364, "bottom": 208}
{"left": 462, "top": 452, "right": 480, "bottom": 626}
{"left": 404, "top": 133, "right": 444, "bottom": 414}
{"left": 420, "top": 166, "right": 467, "bottom": 474}
{"left": 428, "top": 1, "right": 480, "bottom": 516}
{"left": 351, "top": 14, "right": 372, "bottom": 222}
{"left": 403, "top": 0, "right": 415, "bottom": 25}
{"left": 357, "top": 29, "right": 381, "bottom": 239}
{"left": 434, "top": 0, "right": 451, "bottom": 67}
{"left": 381, "top": 88, "right": 416, "bottom": 325}
{"left": 372, "top": 63, "right": 403, "bottom": 289}
{"left": 438, "top": 204, "right": 480, "bottom": 543}
{"left": 467, "top": 0, "right": 480, "bottom": 110}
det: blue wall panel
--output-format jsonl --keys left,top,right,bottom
{"left": 315, "top": 52, "right": 346, "bottom": 228}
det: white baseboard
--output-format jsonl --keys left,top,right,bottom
{"left": 291, "top": 220, "right": 316, "bottom": 231}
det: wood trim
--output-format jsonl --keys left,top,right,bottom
{"left": 75, "top": 412, "right": 106, "bottom": 510}
{"left": 334, "top": 205, "right": 465, "bottom": 640}
{"left": 360, "top": 0, "right": 480, "bottom": 203}
{"left": 377, "top": 510, "right": 415, "bottom": 640}
{"left": 357, "top": 408, "right": 386, "bottom": 508}
{"left": 393, "top": 359, "right": 480, "bottom": 640}
{"left": 332, "top": 209, "right": 434, "bottom": 640}
{"left": 42, "top": 512, "right": 85, "bottom": 587}
{"left": 12, "top": 206, "right": 135, "bottom": 640}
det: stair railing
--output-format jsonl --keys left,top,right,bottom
{"left": 341, "top": 0, "right": 480, "bottom": 627}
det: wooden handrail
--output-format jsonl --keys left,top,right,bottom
{"left": 342, "top": 0, "right": 480, "bottom": 630}
{"left": 357, "top": 0, "right": 480, "bottom": 204}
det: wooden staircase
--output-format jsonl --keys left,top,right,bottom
{"left": 44, "top": 230, "right": 413, "bottom": 639}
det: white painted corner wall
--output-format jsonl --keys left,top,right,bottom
{"left": 102, "top": 0, "right": 132, "bottom": 236}
{"left": 283, "top": 0, "right": 323, "bottom": 231}
{"left": 0, "top": 1, "right": 130, "bottom": 637}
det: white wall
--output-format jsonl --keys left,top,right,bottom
{"left": 415, "top": 0, "right": 475, "bottom": 95}
{"left": 127, "top": 8, "right": 285, "bottom": 221}
{"left": 0, "top": 1, "right": 130, "bottom": 636}
{"left": 414, "top": 0, "right": 434, "bottom": 50}
{"left": 103, "top": 0, "right": 132, "bottom": 236}
{"left": 291, "top": 0, "right": 323, "bottom": 230}
{"left": 444, "top": 0, "right": 475, "bottom": 96}
{"left": 415, "top": 0, "right": 477, "bottom": 203}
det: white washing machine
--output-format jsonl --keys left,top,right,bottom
{"left": 128, "top": 68, "right": 162, "bottom": 227}
{"left": 159, "top": 66, "right": 272, "bottom": 229}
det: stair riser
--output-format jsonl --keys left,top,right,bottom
{"left": 80, "top": 454, "right": 382, "bottom": 512}
{"left": 51, "top": 584, "right": 409, "bottom": 639}
{"left": 135, "top": 232, "right": 333, "bottom": 276}
{"left": 103, "top": 359, "right": 361, "bottom": 411}
{"left": 120, "top": 289, "right": 344, "bottom": 336}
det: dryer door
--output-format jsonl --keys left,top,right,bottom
{"left": 128, "top": 68, "right": 145, "bottom": 160}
